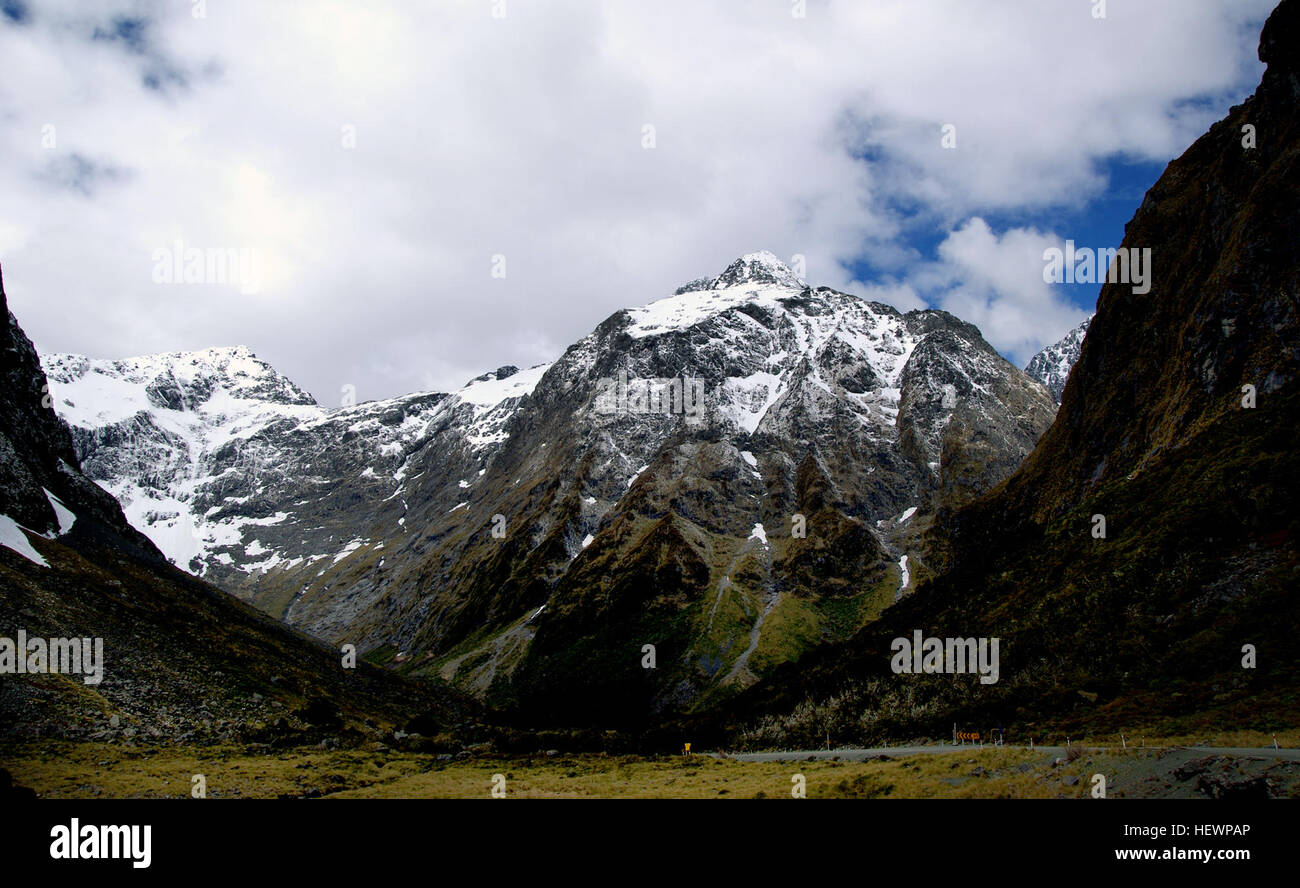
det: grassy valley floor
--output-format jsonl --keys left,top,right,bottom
{"left": 5, "top": 739, "right": 1300, "bottom": 799}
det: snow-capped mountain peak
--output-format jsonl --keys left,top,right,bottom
{"left": 626, "top": 251, "right": 806, "bottom": 340}
{"left": 713, "top": 250, "right": 804, "bottom": 290}
{"left": 41, "top": 344, "right": 317, "bottom": 427}
{"left": 1024, "top": 314, "right": 1092, "bottom": 402}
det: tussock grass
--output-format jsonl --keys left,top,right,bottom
{"left": 3, "top": 742, "right": 1219, "bottom": 800}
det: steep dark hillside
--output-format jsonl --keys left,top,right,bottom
{"left": 711, "top": 1, "right": 1300, "bottom": 748}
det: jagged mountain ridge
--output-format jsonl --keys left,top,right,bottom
{"left": 40, "top": 346, "right": 549, "bottom": 592}
{"left": 46, "top": 250, "right": 1057, "bottom": 719}
{"left": 1024, "top": 315, "right": 1093, "bottom": 402}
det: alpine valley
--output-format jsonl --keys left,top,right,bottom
{"left": 2, "top": 0, "right": 1296, "bottom": 776}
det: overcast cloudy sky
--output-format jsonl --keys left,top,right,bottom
{"left": 0, "top": 0, "right": 1275, "bottom": 403}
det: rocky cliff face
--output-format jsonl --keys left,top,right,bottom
{"left": 1024, "top": 315, "right": 1092, "bottom": 403}
{"left": 715, "top": 1, "right": 1300, "bottom": 748}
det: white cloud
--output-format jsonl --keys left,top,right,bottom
{"left": 0, "top": 0, "right": 1274, "bottom": 400}
{"left": 913, "top": 219, "right": 1087, "bottom": 365}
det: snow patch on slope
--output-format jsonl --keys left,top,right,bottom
{"left": 0, "top": 515, "right": 49, "bottom": 567}
{"left": 43, "top": 489, "right": 76, "bottom": 536}
{"left": 458, "top": 363, "right": 551, "bottom": 408}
